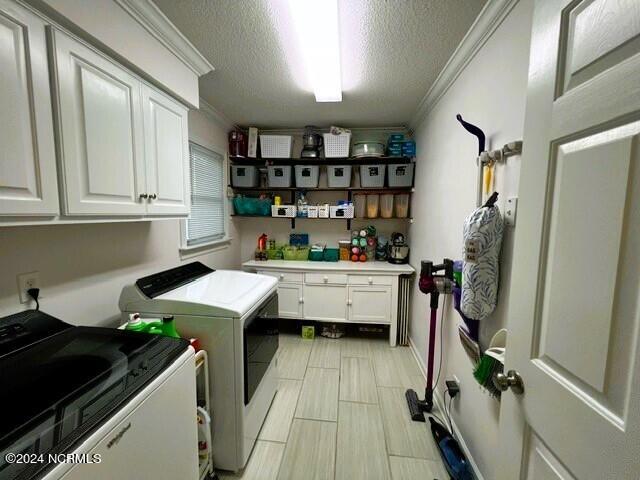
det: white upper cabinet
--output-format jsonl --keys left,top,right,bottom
{"left": 50, "top": 28, "right": 147, "bottom": 216}
{"left": 0, "top": 0, "right": 59, "bottom": 216}
{"left": 141, "top": 84, "right": 189, "bottom": 215}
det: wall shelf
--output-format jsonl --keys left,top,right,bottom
{"left": 229, "top": 186, "right": 414, "bottom": 194}
{"left": 231, "top": 214, "right": 413, "bottom": 229}
{"left": 229, "top": 156, "right": 414, "bottom": 166}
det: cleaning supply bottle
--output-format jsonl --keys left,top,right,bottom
{"left": 125, "top": 313, "right": 147, "bottom": 332}
{"left": 148, "top": 315, "right": 181, "bottom": 338}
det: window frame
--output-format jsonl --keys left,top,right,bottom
{"left": 180, "top": 141, "right": 231, "bottom": 254}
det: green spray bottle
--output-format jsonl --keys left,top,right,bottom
{"left": 147, "top": 315, "right": 180, "bottom": 338}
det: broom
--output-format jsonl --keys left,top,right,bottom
{"left": 473, "top": 347, "right": 505, "bottom": 397}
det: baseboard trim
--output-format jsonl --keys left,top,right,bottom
{"left": 408, "top": 337, "right": 485, "bottom": 480}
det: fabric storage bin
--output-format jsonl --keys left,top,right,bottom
{"left": 260, "top": 135, "right": 293, "bottom": 158}
{"left": 295, "top": 165, "right": 320, "bottom": 188}
{"left": 271, "top": 205, "right": 297, "bottom": 217}
{"left": 267, "top": 165, "right": 293, "bottom": 187}
{"left": 231, "top": 165, "right": 259, "bottom": 187}
{"left": 233, "top": 196, "right": 271, "bottom": 215}
{"left": 323, "top": 132, "right": 351, "bottom": 158}
{"left": 388, "top": 163, "right": 414, "bottom": 187}
{"left": 330, "top": 205, "right": 354, "bottom": 218}
{"left": 323, "top": 248, "right": 339, "bottom": 262}
{"left": 360, "top": 164, "right": 386, "bottom": 188}
{"left": 309, "top": 250, "right": 324, "bottom": 261}
{"left": 327, "top": 165, "right": 352, "bottom": 188}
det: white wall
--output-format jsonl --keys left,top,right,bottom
{"left": 408, "top": 1, "right": 533, "bottom": 478}
{"left": 0, "top": 108, "right": 240, "bottom": 326}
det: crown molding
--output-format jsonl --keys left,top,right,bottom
{"left": 409, "top": 0, "right": 519, "bottom": 129}
{"left": 115, "top": 0, "right": 214, "bottom": 76}
{"left": 198, "top": 98, "right": 235, "bottom": 130}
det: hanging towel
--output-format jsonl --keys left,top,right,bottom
{"left": 461, "top": 197, "right": 503, "bottom": 321}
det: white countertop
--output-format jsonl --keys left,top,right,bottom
{"left": 242, "top": 259, "right": 415, "bottom": 275}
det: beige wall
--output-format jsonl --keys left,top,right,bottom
{"left": 407, "top": 1, "right": 534, "bottom": 478}
{"left": 0, "top": 108, "right": 239, "bottom": 326}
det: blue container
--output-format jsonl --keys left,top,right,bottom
{"left": 388, "top": 133, "right": 405, "bottom": 142}
{"left": 402, "top": 141, "right": 416, "bottom": 156}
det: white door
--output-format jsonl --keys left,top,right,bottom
{"left": 303, "top": 285, "right": 348, "bottom": 322}
{"left": 278, "top": 283, "right": 303, "bottom": 319}
{"left": 348, "top": 286, "right": 391, "bottom": 324}
{"left": 51, "top": 29, "right": 146, "bottom": 216}
{"left": 141, "top": 84, "right": 189, "bottom": 216}
{"left": 499, "top": 1, "right": 640, "bottom": 479}
{"left": 0, "top": 0, "right": 58, "bottom": 216}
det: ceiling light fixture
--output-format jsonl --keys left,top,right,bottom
{"left": 288, "top": 0, "right": 342, "bottom": 102}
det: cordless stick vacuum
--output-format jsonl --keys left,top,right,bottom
{"left": 406, "top": 259, "right": 454, "bottom": 422}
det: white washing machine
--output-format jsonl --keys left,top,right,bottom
{"left": 119, "top": 262, "right": 278, "bottom": 472}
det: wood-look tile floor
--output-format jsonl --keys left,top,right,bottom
{"left": 218, "top": 333, "right": 449, "bottom": 480}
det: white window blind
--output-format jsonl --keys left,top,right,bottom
{"left": 186, "top": 143, "right": 225, "bottom": 246}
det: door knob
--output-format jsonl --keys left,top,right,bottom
{"left": 139, "top": 193, "right": 148, "bottom": 199}
{"left": 149, "top": 193, "right": 157, "bottom": 200}
{"left": 367, "top": 277, "right": 373, "bottom": 284}
{"left": 493, "top": 370, "right": 525, "bottom": 394}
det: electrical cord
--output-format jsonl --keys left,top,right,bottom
{"left": 27, "top": 288, "right": 40, "bottom": 311}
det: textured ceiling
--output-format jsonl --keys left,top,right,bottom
{"left": 154, "top": 0, "right": 487, "bottom": 128}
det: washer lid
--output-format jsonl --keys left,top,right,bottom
{"left": 155, "top": 269, "right": 277, "bottom": 318}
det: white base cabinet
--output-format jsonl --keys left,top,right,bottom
{"left": 251, "top": 261, "right": 414, "bottom": 346}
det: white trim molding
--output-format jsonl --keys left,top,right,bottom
{"left": 409, "top": 0, "right": 519, "bottom": 129}
{"left": 198, "top": 97, "right": 235, "bottom": 131}
{"left": 115, "top": 0, "right": 214, "bottom": 76}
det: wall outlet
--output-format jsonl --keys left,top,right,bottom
{"left": 17, "top": 271, "right": 40, "bottom": 304}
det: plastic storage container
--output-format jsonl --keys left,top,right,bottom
{"left": 295, "top": 165, "right": 320, "bottom": 188}
{"left": 388, "top": 163, "right": 415, "bottom": 187}
{"left": 327, "top": 165, "right": 352, "bottom": 188}
{"left": 233, "top": 196, "right": 272, "bottom": 216}
{"left": 330, "top": 205, "right": 354, "bottom": 218}
{"left": 360, "top": 165, "right": 386, "bottom": 188}
{"left": 402, "top": 141, "right": 416, "bottom": 157}
{"left": 388, "top": 133, "right": 405, "bottom": 142}
{"left": 323, "top": 248, "right": 339, "bottom": 262}
{"left": 323, "top": 132, "right": 351, "bottom": 158}
{"left": 283, "top": 246, "right": 310, "bottom": 260}
{"left": 267, "top": 165, "right": 293, "bottom": 187}
{"left": 366, "top": 194, "right": 380, "bottom": 218}
{"left": 338, "top": 241, "right": 351, "bottom": 260}
{"left": 271, "top": 205, "right": 297, "bottom": 217}
{"left": 260, "top": 135, "right": 293, "bottom": 158}
{"left": 380, "top": 194, "right": 394, "bottom": 218}
{"left": 354, "top": 194, "right": 366, "bottom": 218}
{"left": 395, "top": 194, "right": 410, "bottom": 218}
{"left": 231, "top": 165, "right": 259, "bottom": 187}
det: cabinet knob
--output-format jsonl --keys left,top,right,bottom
{"left": 323, "top": 276, "right": 328, "bottom": 283}
{"left": 299, "top": 298, "right": 304, "bottom": 304}
{"left": 347, "top": 299, "right": 352, "bottom": 305}
{"left": 368, "top": 277, "right": 373, "bottom": 284}
{"left": 149, "top": 193, "right": 157, "bottom": 200}
{"left": 279, "top": 274, "right": 284, "bottom": 280}
{"left": 139, "top": 193, "right": 148, "bottom": 199}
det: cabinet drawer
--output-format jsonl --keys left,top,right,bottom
{"left": 258, "top": 270, "right": 303, "bottom": 283}
{"left": 305, "top": 273, "right": 348, "bottom": 285}
{"left": 348, "top": 275, "right": 393, "bottom": 286}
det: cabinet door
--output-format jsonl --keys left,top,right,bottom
{"left": 304, "top": 284, "right": 347, "bottom": 322}
{"left": 348, "top": 286, "right": 392, "bottom": 324}
{"left": 278, "top": 283, "right": 303, "bottom": 319}
{"left": 0, "top": 1, "right": 58, "bottom": 216}
{"left": 51, "top": 29, "right": 146, "bottom": 215}
{"left": 141, "top": 84, "right": 189, "bottom": 216}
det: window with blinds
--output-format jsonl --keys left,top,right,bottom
{"left": 186, "top": 143, "right": 225, "bottom": 246}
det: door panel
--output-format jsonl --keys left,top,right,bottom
{"left": 500, "top": 1, "right": 640, "bottom": 478}
{"left": 142, "top": 85, "right": 189, "bottom": 215}
{"left": 0, "top": 1, "right": 58, "bottom": 215}
{"left": 303, "top": 285, "right": 347, "bottom": 322}
{"left": 51, "top": 29, "right": 146, "bottom": 215}
{"left": 277, "top": 283, "right": 303, "bottom": 319}
{"left": 348, "top": 286, "right": 391, "bottom": 324}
